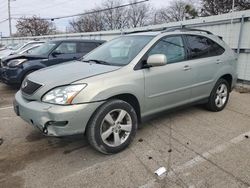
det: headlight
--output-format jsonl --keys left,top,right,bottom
{"left": 8, "top": 59, "right": 27, "bottom": 68}
{"left": 42, "top": 84, "right": 87, "bottom": 105}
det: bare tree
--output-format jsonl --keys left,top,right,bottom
{"left": 102, "top": 0, "right": 128, "bottom": 30}
{"left": 16, "top": 16, "right": 56, "bottom": 36}
{"left": 69, "top": 0, "right": 129, "bottom": 32}
{"left": 201, "top": 0, "right": 250, "bottom": 16}
{"left": 68, "top": 0, "right": 199, "bottom": 33}
{"left": 127, "top": 0, "right": 151, "bottom": 28}
{"left": 69, "top": 9, "right": 104, "bottom": 32}
{"left": 157, "top": 0, "right": 198, "bottom": 23}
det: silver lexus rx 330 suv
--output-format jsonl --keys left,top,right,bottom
{"left": 14, "top": 29, "right": 237, "bottom": 154}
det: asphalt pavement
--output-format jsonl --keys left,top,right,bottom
{"left": 0, "top": 82, "right": 250, "bottom": 188}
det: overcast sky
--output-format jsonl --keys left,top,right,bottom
{"left": 0, "top": 0, "right": 170, "bottom": 37}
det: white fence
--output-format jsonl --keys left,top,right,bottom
{"left": 1, "top": 10, "right": 250, "bottom": 81}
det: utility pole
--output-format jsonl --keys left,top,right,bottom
{"left": 8, "top": 0, "right": 12, "bottom": 37}
{"left": 232, "top": 0, "right": 235, "bottom": 13}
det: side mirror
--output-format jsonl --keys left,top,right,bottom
{"left": 147, "top": 54, "right": 167, "bottom": 67}
{"left": 51, "top": 51, "right": 62, "bottom": 57}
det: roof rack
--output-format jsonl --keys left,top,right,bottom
{"left": 123, "top": 28, "right": 164, "bottom": 35}
{"left": 123, "top": 27, "right": 214, "bottom": 36}
{"left": 162, "top": 27, "right": 213, "bottom": 35}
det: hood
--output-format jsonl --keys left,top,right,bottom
{"left": 23, "top": 61, "right": 120, "bottom": 100}
{"left": 2, "top": 54, "right": 47, "bottom": 64}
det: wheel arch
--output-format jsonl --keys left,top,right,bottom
{"left": 108, "top": 93, "right": 141, "bottom": 123}
{"left": 84, "top": 93, "right": 141, "bottom": 136}
{"left": 219, "top": 74, "right": 233, "bottom": 91}
{"left": 20, "top": 68, "right": 40, "bottom": 83}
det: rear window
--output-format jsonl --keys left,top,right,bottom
{"left": 208, "top": 39, "right": 225, "bottom": 56}
{"left": 78, "top": 42, "right": 98, "bottom": 53}
{"left": 186, "top": 35, "right": 225, "bottom": 59}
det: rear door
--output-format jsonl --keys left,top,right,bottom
{"left": 144, "top": 35, "right": 193, "bottom": 115}
{"left": 185, "top": 35, "right": 225, "bottom": 101}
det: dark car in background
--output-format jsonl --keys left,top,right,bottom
{"left": 0, "top": 39, "right": 105, "bottom": 85}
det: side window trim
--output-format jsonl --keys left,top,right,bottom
{"left": 181, "top": 34, "right": 189, "bottom": 60}
{"left": 48, "top": 42, "right": 62, "bottom": 57}
{"left": 134, "top": 34, "right": 187, "bottom": 70}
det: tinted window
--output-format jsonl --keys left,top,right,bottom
{"left": 148, "top": 36, "right": 185, "bottom": 64}
{"left": 186, "top": 35, "right": 224, "bottom": 59}
{"left": 78, "top": 42, "right": 97, "bottom": 53}
{"left": 54, "top": 42, "right": 77, "bottom": 54}
{"left": 208, "top": 39, "right": 225, "bottom": 56}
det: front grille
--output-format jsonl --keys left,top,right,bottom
{"left": 21, "top": 79, "right": 42, "bottom": 95}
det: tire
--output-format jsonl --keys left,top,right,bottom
{"left": 87, "top": 99, "right": 138, "bottom": 154}
{"left": 206, "top": 78, "right": 230, "bottom": 112}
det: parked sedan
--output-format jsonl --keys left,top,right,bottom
{"left": 0, "top": 39, "right": 105, "bottom": 85}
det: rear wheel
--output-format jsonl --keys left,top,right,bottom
{"left": 206, "top": 78, "right": 230, "bottom": 112}
{"left": 87, "top": 99, "right": 138, "bottom": 154}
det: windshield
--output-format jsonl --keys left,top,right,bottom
{"left": 30, "top": 42, "right": 57, "bottom": 56}
{"left": 21, "top": 45, "right": 41, "bottom": 54}
{"left": 83, "top": 36, "right": 153, "bottom": 66}
{"left": 15, "top": 43, "right": 39, "bottom": 54}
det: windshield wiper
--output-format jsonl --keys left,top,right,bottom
{"left": 82, "top": 59, "right": 111, "bottom": 65}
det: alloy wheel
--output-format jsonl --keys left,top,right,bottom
{"left": 215, "top": 83, "right": 228, "bottom": 108}
{"left": 100, "top": 109, "right": 132, "bottom": 147}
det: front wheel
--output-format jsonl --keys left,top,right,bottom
{"left": 206, "top": 78, "right": 230, "bottom": 112}
{"left": 87, "top": 99, "right": 138, "bottom": 154}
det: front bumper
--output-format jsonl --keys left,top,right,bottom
{"left": 14, "top": 91, "right": 104, "bottom": 136}
{"left": 1, "top": 67, "right": 22, "bottom": 84}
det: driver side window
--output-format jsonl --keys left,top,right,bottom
{"left": 148, "top": 36, "right": 185, "bottom": 64}
{"left": 54, "top": 42, "right": 77, "bottom": 54}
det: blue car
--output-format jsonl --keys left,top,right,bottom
{"left": 0, "top": 39, "right": 105, "bottom": 85}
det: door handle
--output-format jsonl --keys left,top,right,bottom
{"left": 216, "top": 59, "right": 222, "bottom": 64}
{"left": 183, "top": 65, "right": 192, "bottom": 71}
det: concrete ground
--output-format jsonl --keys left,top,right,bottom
{"left": 0, "top": 82, "right": 250, "bottom": 188}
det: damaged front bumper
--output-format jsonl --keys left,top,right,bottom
{"left": 14, "top": 91, "right": 103, "bottom": 136}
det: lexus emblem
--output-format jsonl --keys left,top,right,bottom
{"left": 22, "top": 80, "right": 28, "bottom": 89}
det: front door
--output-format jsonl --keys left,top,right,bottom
{"left": 144, "top": 35, "right": 193, "bottom": 116}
